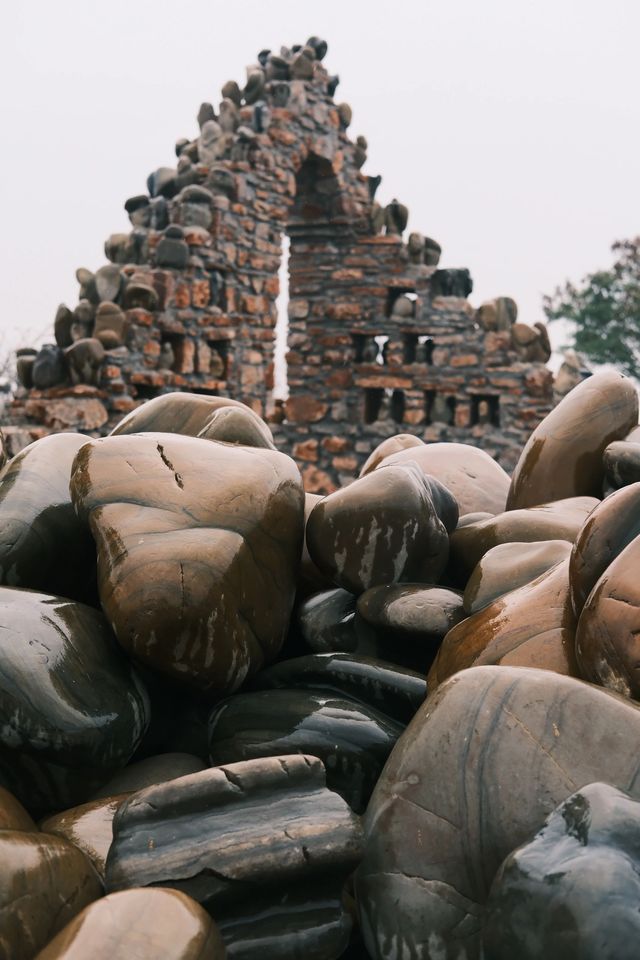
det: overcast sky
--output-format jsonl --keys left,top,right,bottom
{"left": 2, "top": 0, "right": 638, "bottom": 365}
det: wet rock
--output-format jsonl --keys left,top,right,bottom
{"left": 423, "top": 236, "right": 442, "bottom": 266}
{"left": 603, "top": 439, "right": 640, "bottom": 489}
{"left": 92, "top": 752, "right": 206, "bottom": 799}
{"left": 0, "top": 831, "right": 102, "bottom": 959}
{"left": 0, "top": 786, "right": 36, "bottom": 831}
{"left": 41, "top": 794, "right": 129, "bottom": 878}
{"left": 464, "top": 539, "right": 572, "bottom": 613}
{"left": 359, "top": 434, "right": 424, "bottom": 476}
{"left": 306, "top": 464, "right": 453, "bottom": 595}
{"left": 483, "top": 782, "right": 640, "bottom": 960}
{"left": 147, "top": 166, "right": 178, "bottom": 199}
{"left": 307, "top": 36, "right": 328, "bottom": 60}
{"left": 372, "top": 441, "right": 510, "bottom": 516}
{"left": 575, "top": 533, "right": 640, "bottom": 699}
{"left": 298, "top": 494, "right": 334, "bottom": 595}
{"left": 429, "top": 558, "right": 578, "bottom": 690}
{"left": 243, "top": 69, "right": 265, "bottom": 106}
{"left": 106, "top": 755, "right": 362, "bottom": 959}
{"left": 357, "top": 584, "right": 465, "bottom": 672}
{"left": 254, "top": 652, "right": 426, "bottom": 725}
{"left": 208, "top": 688, "right": 403, "bottom": 812}
{"left": 337, "top": 103, "right": 353, "bottom": 129}
{"left": 197, "top": 102, "right": 216, "bottom": 129}
{"left": 450, "top": 497, "right": 597, "bottom": 579}
{"left": 295, "top": 587, "right": 377, "bottom": 655}
{"left": 64, "top": 337, "right": 105, "bottom": 386}
{"left": 507, "top": 371, "right": 638, "bottom": 509}
{"left": 70, "top": 432, "right": 304, "bottom": 696}
{"left": 0, "top": 433, "right": 96, "bottom": 601}
{"left": 32, "top": 344, "right": 67, "bottom": 389}
{"left": 0, "top": 586, "right": 149, "bottom": 814}
{"left": 569, "top": 482, "right": 640, "bottom": 617}
{"left": 110, "top": 391, "right": 248, "bottom": 436}
{"left": 196, "top": 405, "right": 276, "bottom": 448}
{"left": 356, "top": 665, "right": 640, "bottom": 960}
{"left": 34, "top": 889, "right": 226, "bottom": 959}
{"left": 124, "top": 193, "right": 150, "bottom": 227}
{"left": 476, "top": 297, "right": 517, "bottom": 331}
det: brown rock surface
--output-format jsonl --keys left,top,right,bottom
{"left": 70, "top": 432, "right": 304, "bottom": 695}
{"left": 463, "top": 539, "right": 572, "bottom": 613}
{"left": 356, "top": 665, "right": 640, "bottom": 960}
{"left": 507, "top": 371, "right": 638, "bottom": 509}
{"left": 429, "top": 558, "right": 577, "bottom": 689}
{"left": 33, "top": 888, "right": 226, "bottom": 960}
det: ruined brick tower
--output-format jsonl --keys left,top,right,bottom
{"left": 9, "top": 37, "right": 555, "bottom": 493}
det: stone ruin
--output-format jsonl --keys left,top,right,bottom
{"left": 8, "top": 36, "right": 558, "bottom": 493}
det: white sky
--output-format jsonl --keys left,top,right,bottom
{"left": 1, "top": 0, "right": 638, "bottom": 363}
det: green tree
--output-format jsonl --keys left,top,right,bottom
{"left": 543, "top": 237, "right": 640, "bottom": 378}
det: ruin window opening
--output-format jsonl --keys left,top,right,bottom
{"left": 133, "top": 383, "right": 161, "bottom": 401}
{"left": 207, "top": 338, "right": 230, "bottom": 380}
{"left": 391, "top": 389, "right": 405, "bottom": 423}
{"left": 289, "top": 154, "right": 342, "bottom": 230}
{"left": 471, "top": 394, "right": 501, "bottom": 427}
{"left": 387, "top": 288, "right": 416, "bottom": 318}
{"left": 404, "top": 334, "right": 434, "bottom": 364}
{"left": 210, "top": 270, "right": 227, "bottom": 311}
{"left": 425, "top": 390, "right": 456, "bottom": 426}
{"left": 364, "top": 387, "right": 384, "bottom": 423}
{"left": 374, "top": 335, "right": 389, "bottom": 365}
{"left": 160, "top": 332, "right": 183, "bottom": 372}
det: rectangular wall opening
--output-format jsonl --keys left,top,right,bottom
{"left": 391, "top": 389, "right": 405, "bottom": 423}
{"left": 425, "top": 390, "right": 456, "bottom": 425}
{"left": 364, "top": 387, "right": 384, "bottom": 423}
{"left": 207, "top": 339, "right": 229, "bottom": 379}
{"left": 471, "top": 394, "right": 500, "bottom": 427}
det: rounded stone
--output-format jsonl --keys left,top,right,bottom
{"left": 356, "top": 665, "right": 640, "bottom": 960}
{"left": 33, "top": 888, "right": 226, "bottom": 960}
{"left": 359, "top": 434, "right": 424, "bottom": 476}
{"left": 0, "top": 433, "right": 97, "bottom": 601}
{"left": 0, "top": 786, "right": 36, "bottom": 832}
{"left": 253, "top": 652, "right": 426, "bottom": 725}
{"left": 196, "top": 405, "right": 276, "bottom": 449}
{"left": 507, "top": 371, "right": 638, "bottom": 509}
{"left": 569, "top": 482, "right": 640, "bottom": 617}
{"left": 483, "top": 782, "right": 640, "bottom": 960}
{"left": 357, "top": 584, "right": 465, "bottom": 672}
{"left": 603, "top": 439, "right": 640, "bottom": 488}
{"left": 295, "top": 587, "right": 378, "bottom": 656}
{"left": 575, "top": 534, "right": 640, "bottom": 699}
{"left": 110, "top": 391, "right": 248, "bottom": 437}
{"left": 0, "top": 831, "right": 102, "bottom": 960}
{"left": 306, "top": 464, "right": 452, "bottom": 595}
{"left": 208, "top": 688, "right": 403, "bottom": 812}
{"left": 450, "top": 496, "right": 598, "bottom": 579}
{"left": 91, "top": 752, "right": 206, "bottom": 800}
{"left": 41, "top": 794, "right": 130, "bottom": 878}
{"left": 463, "top": 539, "right": 572, "bottom": 613}
{"left": 429, "top": 558, "right": 577, "bottom": 691}
{"left": 70, "top": 432, "right": 304, "bottom": 696}
{"left": 374, "top": 442, "right": 510, "bottom": 516}
{"left": 0, "top": 587, "right": 149, "bottom": 814}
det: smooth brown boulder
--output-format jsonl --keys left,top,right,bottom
{"left": 371, "top": 442, "right": 510, "bottom": 516}
{"left": 450, "top": 496, "right": 597, "bottom": 579}
{"left": 576, "top": 534, "right": 640, "bottom": 699}
{"left": 0, "top": 831, "right": 102, "bottom": 959}
{"left": 357, "top": 584, "right": 465, "bottom": 672}
{"left": 299, "top": 493, "right": 333, "bottom": 594}
{"left": 196, "top": 405, "right": 275, "bottom": 449}
{"left": 507, "top": 371, "right": 638, "bottom": 509}
{"left": 110, "top": 391, "right": 247, "bottom": 436}
{"left": 603, "top": 439, "right": 640, "bottom": 488}
{"left": 569, "top": 482, "right": 640, "bottom": 617}
{"left": 306, "top": 464, "right": 452, "bottom": 595}
{"left": 41, "top": 795, "right": 129, "bottom": 878}
{"left": 429, "top": 559, "right": 577, "bottom": 690}
{"left": 33, "top": 888, "right": 226, "bottom": 959}
{"left": 70, "top": 433, "right": 304, "bottom": 696}
{"left": 359, "top": 434, "right": 424, "bottom": 477}
{"left": 356, "top": 665, "right": 640, "bottom": 960}
{"left": 0, "top": 786, "right": 36, "bottom": 832}
{"left": 0, "top": 433, "right": 96, "bottom": 602}
{"left": 463, "top": 539, "right": 572, "bottom": 614}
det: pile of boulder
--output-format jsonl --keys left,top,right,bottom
{"left": 1, "top": 369, "right": 640, "bottom": 958}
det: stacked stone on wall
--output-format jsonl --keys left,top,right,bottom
{"left": 7, "top": 37, "right": 555, "bottom": 491}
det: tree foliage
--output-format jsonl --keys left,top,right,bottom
{"left": 543, "top": 237, "right": 640, "bottom": 378}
